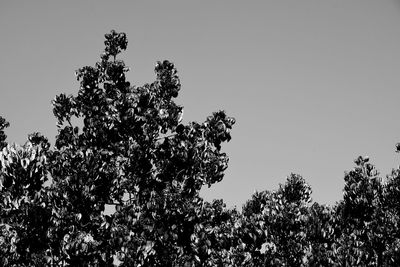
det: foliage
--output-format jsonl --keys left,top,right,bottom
{"left": 241, "top": 174, "right": 312, "bottom": 266}
{"left": 0, "top": 133, "right": 50, "bottom": 266}
{"left": 50, "top": 29, "right": 235, "bottom": 266}
{"left": 0, "top": 116, "right": 10, "bottom": 150}
{"left": 1, "top": 30, "right": 400, "bottom": 266}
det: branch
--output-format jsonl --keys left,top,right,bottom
{"left": 105, "top": 202, "right": 122, "bottom": 206}
{"left": 156, "top": 133, "right": 177, "bottom": 141}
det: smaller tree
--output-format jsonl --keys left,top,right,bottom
{"left": 0, "top": 116, "right": 9, "bottom": 149}
{"left": 0, "top": 133, "right": 51, "bottom": 266}
{"left": 241, "top": 174, "right": 312, "bottom": 266}
{"left": 335, "top": 156, "right": 394, "bottom": 266}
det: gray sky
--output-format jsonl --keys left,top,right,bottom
{"left": 1, "top": 1, "right": 400, "bottom": 208}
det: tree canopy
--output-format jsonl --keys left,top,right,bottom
{"left": 1, "top": 30, "right": 400, "bottom": 266}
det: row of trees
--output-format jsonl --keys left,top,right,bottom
{"left": 1, "top": 31, "right": 400, "bottom": 266}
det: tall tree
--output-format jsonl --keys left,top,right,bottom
{"left": 49, "top": 30, "right": 235, "bottom": 266}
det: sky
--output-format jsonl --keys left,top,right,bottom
{"left": 1, "top": 1, "right": 400, "bottom": 208}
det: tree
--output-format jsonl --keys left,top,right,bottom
{"left": 1, "top": 30, "right": 235, "bottom": 266}
{"left": 0, "top": 116, "right": 9, "bottom": 149}
{"left": 332, "top": 156, "right": 398, "bottom": 266}
{"left": 241, "top": 174, "right": 313, "bottom": 266}
{"left": 0, "top": 133, "right": 51, "bottom": 266}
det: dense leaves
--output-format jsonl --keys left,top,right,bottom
{"left": 0, "top": 133, "right": 50, "bottom": 266}
{"left": 49, "top": 29, "right": 235, "bottom": 266}
{"left": 0, "top": 116, "right": 9, "bottom": 150}
{"left": 1, "top": 30, "right": 400, "bottom": 266}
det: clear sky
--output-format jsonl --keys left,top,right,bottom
{"left": 1, "top": 1, "right": 400, "bottom": 208}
